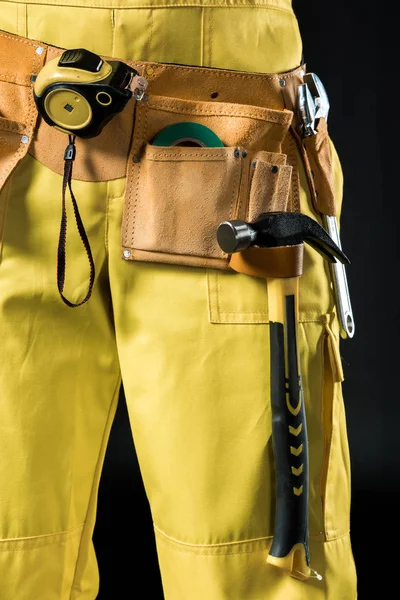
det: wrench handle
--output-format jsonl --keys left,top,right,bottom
{"left": 322, "top": 215, "right": 355, "bottom": 339}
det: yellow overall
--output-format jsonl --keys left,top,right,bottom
{"left": 0, "top": 1, "right": 357, "bottom": 598}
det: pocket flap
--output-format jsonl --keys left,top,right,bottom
{"left": 133, "top": 94, "right": 293, "bottom": 157}
{"left": 126, "top": 143, "right": 243, "bottom": 261}
{"left": 246, "top": 157, "right": 293, "bottom": 222}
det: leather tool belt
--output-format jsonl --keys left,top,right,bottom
{"left": 0, "top": 29, "right": 336, "bottom": 281}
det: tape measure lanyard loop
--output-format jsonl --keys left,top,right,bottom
{"left": 32, "top": 47, "right": 149, "bottom": 307}
{"left": 57, "top": 134, "right": 96, "bottom": 308}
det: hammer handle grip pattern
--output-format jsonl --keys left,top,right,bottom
{"left": 266, "top": 278, "right": 310, "bottom": 580}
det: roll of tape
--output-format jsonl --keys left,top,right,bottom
{"left": 151, "top": 122, "right": 224, "bottom": 147}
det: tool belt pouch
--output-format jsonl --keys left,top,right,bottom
{"left": 0, "top": 116, "right": 28, "bottom": 190}
{"left": 0, "top": 34, "right": 45, "bottom": 192}
{"left": 122, "top": 94, "right": 294, "bottom": 269}
{"left": 298, "top": 117, "right": 336, "bottom": 216}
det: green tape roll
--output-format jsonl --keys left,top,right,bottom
{"left": 151, "top": 122, "right": 224, "bottom": 147}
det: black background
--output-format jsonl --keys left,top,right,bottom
{"left": 94, "top": 3, "right": 392, "bottom": 598}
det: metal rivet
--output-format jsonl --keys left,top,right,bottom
{"left": 271, "top": 165, "right": 279, "bottom": 173}
{"left": 21, "top": 135, "right": 29, "bottom": 144}
{"left": 210, "top": 91, "right": 219, "bottom": 99}
{"left": 242, "top": 149, "right": 247, "bottom": 158}
{"left": 133, "top": 155, "right": 140, "bottom": 163}
{"left": 123, "top": 250, "right": 131, "bottom": 259}
{"left": 234, "top": 148, "right": 241, "bottom": 158}
{"left": 36, "top": 46, "right": 44, "bottom": 55}
{"left": 252, "top": 161, "right": 257, "bottom": 168}
{"left": 279, "top": 78, "right": 286, "bottom": 87}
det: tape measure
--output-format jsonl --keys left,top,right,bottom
{"left": 33, "top": 48, "right": 148, "bottom": 139}
{"left": 151, "top": 122, "right": 224, "bottom": 147}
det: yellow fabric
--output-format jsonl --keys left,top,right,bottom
{"left": 0, "top": 1, "right": 357, "bottom": 599}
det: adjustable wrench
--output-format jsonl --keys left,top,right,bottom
{"left": 296, "top": 73, "right": 355, "bottom": 338}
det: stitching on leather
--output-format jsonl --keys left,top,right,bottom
{"left": 123, "top": 83, "right": 146, "bottom": 248}
{"left": 0, "top": 46, "right": 43, "bottom": 185}
{"left": 0, "top": 32, "right": 43, "bottom": 84}
{"left": 136, "top": 63, "right": 303, "bottom": 82}
{"left": 147, "top": 101, "right": 291, "bottom": 124}
{"left": 287, "top": 132, "right": 300, "bottom": 212}
{"left": 0, "top": 73, "right": 31, "bottom": 84}
{"left": 0, "top": 31, "right": 40, "bottom": 48}
{"left": 0, "top": 139, "right": 19, "bottom": 147}
{"left": 228, "top": 155, "right": 241, "bottom": 226}
{"left": 146, "top": 150, "right": 233, "bottom": 159}
{"left": 130, "top": 100, "right": 146, "bottom": 248}
{"left": 0, "top": 120, "right": 25, "bottom": 133}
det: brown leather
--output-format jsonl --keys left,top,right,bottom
{"left": 28, "top": 45, "right": 137, "bottom": 182}
{"left": 246, "top": 154, "right": 292, "bottom": 222}
{"left": 302, "top": 117, "right": 336, "bottom": 215}
{"left": 280, "top": 65, "right": 337, "bottom": 216}
{"left": 0, "top": 30, "right": 47, "bottom": 190}
{"left": 0, "top": 29, "right": 304, "bottom": 185}
{"left": 228, "top": 244, "right": 304, "bottom": 278}
{"left": 0, "top": 28, "right": 312, "bottom": 272}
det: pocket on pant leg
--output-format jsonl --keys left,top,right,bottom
{"left": 320, "top": 313, "right": 351, "bottom": 540}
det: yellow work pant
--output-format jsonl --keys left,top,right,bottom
{"left": 0, "top": 1, "right": 357, "bottom": 598}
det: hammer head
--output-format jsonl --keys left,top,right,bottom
{"left": 217, "top": 211, "right": 350, "bottom": 265}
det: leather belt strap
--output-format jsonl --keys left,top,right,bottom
{"left": 228, "top": 244, "right": 304, "bottom": 278}
{"left": 0, "top": 28, "right": 305, "bottom": 182}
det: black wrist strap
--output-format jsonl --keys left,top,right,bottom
{"left": 57, "top": 134, "right": 95, "bottom": 308}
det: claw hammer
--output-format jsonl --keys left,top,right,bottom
{"left": 216, "top": 211, "right": 350, "bottom": 580}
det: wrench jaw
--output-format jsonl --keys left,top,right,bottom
{"left": 304, "top": 72, "right": 330, "bottom": 121}
{"left": 296, "top": 84, "right": 316, "bottom": 137}
{"left": 296, "top": 72, "right": 330, "bottom": 138}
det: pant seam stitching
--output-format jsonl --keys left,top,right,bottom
{"left": 0, "top": 523, "right": 84, "bottom": 546}
{"left": 154, "top": 524, "right": 272, "bottom": 548}
{"left": 69, "top": 374, "right": 122, "bottom": 599}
